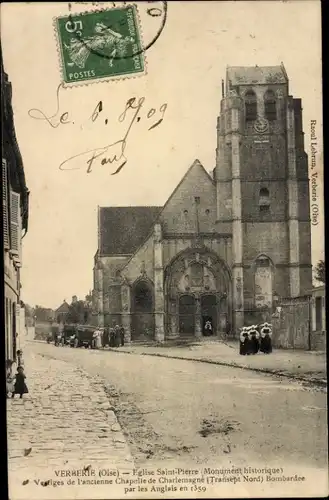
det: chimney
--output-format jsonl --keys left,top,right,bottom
{"left": 221, "top": 79, "right": 225, "bottom": 99}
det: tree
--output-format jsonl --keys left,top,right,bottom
{"left": 67, "top": 300, "right": 85, "bottom": 324}
{"left": 34, "top": 305, "right": 55, "bottom": 322}
{"left": 314, "top": 260, "right": 325, "bottom": 284}
{"left": 67, "top": 299, "right": 93, "bottom": 324}
{"left": 85, "top": 292, "right": 93, "bottom": 307}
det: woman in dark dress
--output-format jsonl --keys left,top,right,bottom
{"left": 259, "top": 323, "right": 273, "bottom": 354}
{"left": 249, "top": 325, "right": 260, "bottom": 354}
{"left": 12, "top": 366, "right": 29, "bottom": 399}
{"left": 109, "top": 327, "right": 115, "bottom": 347}
{"left": 245, "top": 327, "right": 254, "bottom": 355}
{"left": 204, "top": 320, "right": 213, "bottom": 337}
{"left": 119, "top": 325, "right": 125, "bottom": 346}
{"left": 101, "top": 327, "right": 109, "bottom": 347}
{"left": 114, "top": 325, "right": 121, "bottom": 347}
{"left": 239, "top": 327, "right": 249, "bottom": 355}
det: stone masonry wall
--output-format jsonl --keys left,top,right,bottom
{"left": 159, "top": 161, "right": 217, "bottom": 235}
{"left": 121, "top": 235, "right": 154, "bottom": 285}
{"left": 242, "top": 222, "right": 289, "bottom": 264}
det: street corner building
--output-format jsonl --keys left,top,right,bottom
{"left": 92, "top": 64, "right": 312, "bottom": 343}
{"left": 2, "top": 46, "right": 30, "bottom": 361}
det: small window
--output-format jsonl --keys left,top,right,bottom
{"left": 256, "top": 256, "right": 270, "bottom": 267}
{"left": 260, "top": 205, "right": 270, "bottom": 213}
{"left": 245, "top": 90, "right": 257, "bottom": 121}
{"left": 205, "top": 209, "right": 210, "bottom": 215}
{"left": 259, "top": 188, "right": 270, "bottom": 213}
{"left": 195, "top": 196, "right": 200, "bottom": 204}
{"left": 184, "top": 210, "right": 188, "bottom": 216}
{"left": 264, "top": 90, "right": 277, "bottom": 121}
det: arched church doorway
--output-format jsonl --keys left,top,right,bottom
{"left": 179, "top": 295, "right": 196, "bottom": 336}
{"left": 201, "top": 294, "right": 217, "bottom": 336}
{"left": 164, "top": 247, "right": 232, "bottom": 339}
{"left": 131, "top": 280, "right": 154, "bottom": 340}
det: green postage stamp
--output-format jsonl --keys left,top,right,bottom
{"left": 55, "top": 6, "right": 145, "bottom": 86}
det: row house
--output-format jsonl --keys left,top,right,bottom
{"left": 2, "top": 46, "right": 30, "bottom": 362}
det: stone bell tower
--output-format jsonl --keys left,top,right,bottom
{"left": 215, "top": 65, "right": 312, "bottom": 329}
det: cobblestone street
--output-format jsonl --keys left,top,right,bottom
{"left": 7, "top": 342, "right": 134, "bottom": 499}
{"left": 7, "top": 340, "right": 328, "bottom": 499}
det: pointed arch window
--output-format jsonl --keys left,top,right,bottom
{"left": 133, "top": 280, "right": 153, "bottom": 312}
{"left": 259, "top": 187, "right": 270, "bottom": 213}
{"left": 245, "top": 90, "right": 257, "bottom": 122}
{"left": 264, "top": 90, "right": 277, "bottom": 121}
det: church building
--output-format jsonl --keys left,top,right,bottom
{"left": 92, "top": 64, "right": 312, "bottom": 342}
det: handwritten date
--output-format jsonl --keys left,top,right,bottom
{"left": 28, "top": 84, "right": 168, "bottom": 174}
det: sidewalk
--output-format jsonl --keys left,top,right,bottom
{"left": 7, "top": 344, "right": 134, "bottom": 499}
{"left": 108, "top": 340, "right": 327, "bottom": 388}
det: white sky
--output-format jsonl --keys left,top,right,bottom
{"left": 1, "top": 1, "right": 324, "bottom": 309}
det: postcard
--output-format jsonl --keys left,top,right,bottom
{"left": 2, "top": 1, "right": 327, "bottom": 499}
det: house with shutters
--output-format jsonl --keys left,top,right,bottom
{"left": 92, "top": 64, "right": 312, "bottom": 343}
{"left": 2, "top": 47, "right": 30, "bottom": 362}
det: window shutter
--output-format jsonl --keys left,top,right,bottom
{"left": 2, "top": 159, "right": 10, "bottom": 250}
{"left": 10, "top": 191, "right": 21, "bottom": 262}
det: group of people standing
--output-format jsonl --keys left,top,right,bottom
{"left": 102, "top": 324, "right": 125, "bottom": 348}
{"left": 6, "top": 350, "right": 29, "bottom": 399}
{"left": 239, "top": 323, "right": 273, "bottom": 355}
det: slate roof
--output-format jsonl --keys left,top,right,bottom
{"left": 227, "top": 65, "right": 288, "bottom": 86}
{"left": 99, "top": 206, "right": 162, "bottom": 256}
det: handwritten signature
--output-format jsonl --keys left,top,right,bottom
{"left": 28, "top": 83, "right": 167, "bottom": 174}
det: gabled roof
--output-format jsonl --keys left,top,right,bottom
{"left": 98, "top": 159, "right": 213, "bottom": 257}
{"left": 99, "top": 206, "right": 162, "bottom": 256}
{"left": 159, "top": 158, "right": 214, "bottom": 214}
{"left": 227, "top": 65, "right": 288, "bottom": 86}
{"left": 55, "top": 301, "right": 70, "bottom": 314}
